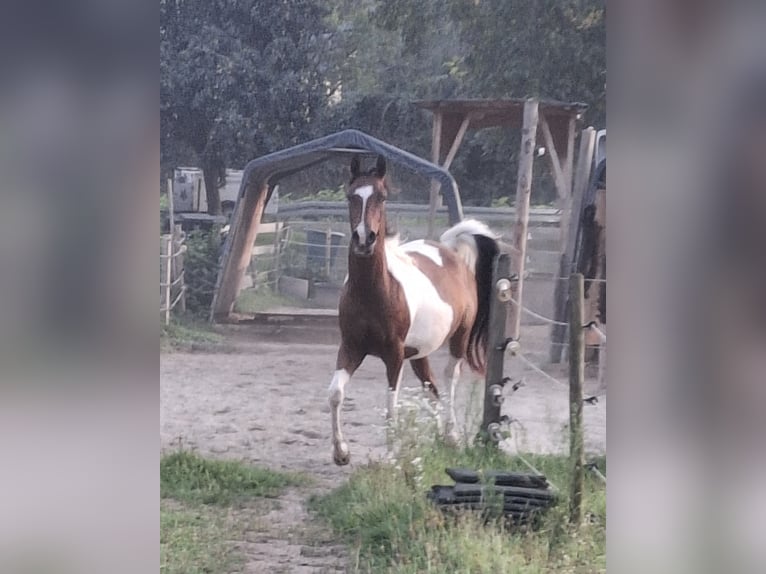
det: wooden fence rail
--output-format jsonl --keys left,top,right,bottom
{"left": 160, "top": 225, "right": 187, "bottom": 325}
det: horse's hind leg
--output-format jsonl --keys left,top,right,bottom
{"left": 444, "top": 327, "right": 470, "bottom": 444}
{"left": 410, "top": 357, "right": 439, "bottom": 399}
{"left": 410, "top": 357, "right": 444, "bottom": 432}
{"left": 443, "top": 354, "right": 463, "bottom": 444}
{"left": 329, "top": 346, "right": 364, "bottom": 466}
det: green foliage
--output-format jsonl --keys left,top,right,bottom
{"left": 161, "top": 505, "right": 239, "bottom": 574}
{"left": 161, "top": 450, "right": 306, "bottom": 506}
{"left": 282, "top": 186, "right": 348, "bottom": 203}
{"left": 161, "top": 0, "right": 332, "bottom": 207}
{"left": 491, "top": 196, "right": 512, "bottom": 208}
{"left": 183, "top": 227, "right": 222, "bottom": 315}
{"left": 312, "top": 434, "right": 606, "bottom": 573}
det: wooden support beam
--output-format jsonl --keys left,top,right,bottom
{"left": 568, "top": 273, "right": 585, "bottom": 526}
{"left": 507, "top": 99, "right": 539, "bottom": 340}
{"left": 442, "top": 114, "right": 471, "bottom": 170}
{"left": 212, "top": 182, "right": 269, "bottom": 318}
{"left": 427, "top": 111, "right": 443, "bottom": 239}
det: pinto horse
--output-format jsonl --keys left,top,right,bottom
{"left": 328, "top": 155, "right": 499, "bottom": 465}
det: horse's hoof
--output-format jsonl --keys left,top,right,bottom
{"left": 333, "top": 451, "right": 351, "bottom": 466}
{"left": 333, "top": 442, "right": 351, "bottom": 466}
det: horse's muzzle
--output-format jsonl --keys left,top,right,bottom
{"left": 351, "top": 230, "right": 377, "bottom": 256}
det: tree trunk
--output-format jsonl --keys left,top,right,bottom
{"left": 201, "top": 158, "right": 222, "bottom": 216}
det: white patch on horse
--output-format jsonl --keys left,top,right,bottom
{"left": 401, "top": 239, "right": 443, "bottom": 266}
{"left": 385, "top": 243, "right": 453, "bottom": 359}
{"left": 353, "top": 185, "right": 374, "bottom": 238}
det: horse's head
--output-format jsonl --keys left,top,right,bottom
{"left": 346, "top": 155, "right": 388, "bottom": 257}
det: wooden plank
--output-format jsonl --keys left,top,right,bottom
{"left": 482, "top": 253, "right": 512, "bottom": 435}
{"left": 507, "top": 99, "right": 539, "bottom": 340}
{"left": 568, "top": 273, "right": 585, "bottom": 525}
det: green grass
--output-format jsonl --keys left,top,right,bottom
{"left": 160, "top": 318, "right": 224, "bottom": 352}
{"left": 161, "top": 450, "right": 309, "bottom": 572}
{"left": 160, "top": 504, "right": 238, "bottom": 574}
{"left": 310, "top": 437, "right": 606, "bottom": 573}
{"left": 161, "top": 450, "right": 307, "bottom": 506}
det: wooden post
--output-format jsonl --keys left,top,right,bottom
{"left": 482, "top": 253, "right": 512, "bottom": 436}
{"left": 427, "top": 111, "right": 443, "bottom": 240}
{"left": 550, "top": 127, "right": 596, "bottom": 363}
{"left": 325, "top": 219, "right": 333, "bottom": 279}
{"left": 167, "top": 178, "right": 175, "bottom": 234}
{"left": 507, "top": 98, "right": 539, "bottom": 340}
{"left": 568, "top": 273, "right": 585, "bottom": 525}
{"left": 162, "top": 235, "right": 173, "bottom": 326}
{"left": 173, "top": 224, "right": 186, "bottom": 313}
{"left": 273, "top": 218, "right": 282, "bottom": 290}
{"left": 598, "top": 333, "right": 606, "bottom": 390}
{"left": 562, "top": 116, "right": 577, "bottom": 244}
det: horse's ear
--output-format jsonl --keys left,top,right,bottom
{"left": 350, "top": 156, "right": 361, "bottom": 181}
{"left": 375, "top": 155, "right": 387, "bottom": 178}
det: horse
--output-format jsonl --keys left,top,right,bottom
{"left": 328, "top": 154, "right": 500, "bottom": 465}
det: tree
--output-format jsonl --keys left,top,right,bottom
{"left": 160, "top": 0, "right": 331, "bottom": 214}
{"left": 450, "top": 0, "right": 605, "bottom": 125}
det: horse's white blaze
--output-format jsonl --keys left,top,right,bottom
{"left": 385, "top": 243, "right": 453, "bottom": 359}
{"left": 400, "top": 239, "right": 443, "bottom": 266}
{"left": 329, "top": 369, "right": 351, "bottom": 457}
{"left": 353, "top": 185, "right": 374, "bottom": 238}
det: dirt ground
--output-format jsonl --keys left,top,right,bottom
{"left": 160, "top": 325, "right": 606, "bottom": 573}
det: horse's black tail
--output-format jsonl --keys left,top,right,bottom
{"left": 440, "top": 219, "right": 500, "bottom": 374}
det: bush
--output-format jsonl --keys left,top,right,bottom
{"left": 183, "top": 226, "right": 223, "bottom": 316}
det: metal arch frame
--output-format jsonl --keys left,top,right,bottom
{"left": 210, "top": 129, "right": 464, "bottom": 320}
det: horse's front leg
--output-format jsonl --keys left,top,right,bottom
{"left": 383, "top": 348, "right": 405, "bottom": 451}
{"left": 329, "top": 346, "right": 363, "bottom": 466}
